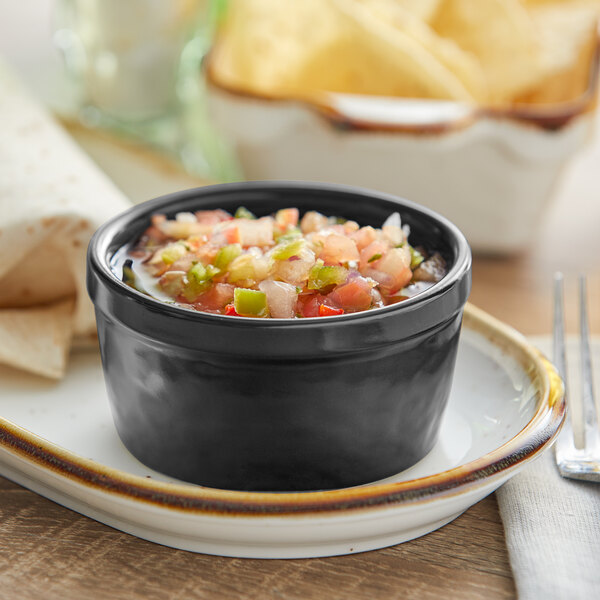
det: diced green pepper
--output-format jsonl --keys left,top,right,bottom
{"left": 274, "top": 227, "right": 302, "bottom": 242}
{"left": 233, "top": 288, "right": 268, "bottom": 317}
{"left": 205, "top": 264, "right": 221, "bottom": 279}
{"left": 409, "top": 246, "right": 425, "bottom": 270}
{"left": 235, "top": 206, "right": 256, "bottom": 219}
{"left": 161, "top": 243, "right": 187, "bottom": 265}
{"left": 272, "top": 238, "right": 305, "bottom": 260}
{"left": 188, "top": 262, "right": 207, "bottom": 283}
{"left": 215, "top": 243, "right": 242, "bottom": 269}
{"left": 189, "top": 262, "right": 221, "bottom": 284}
{"left": 307, "top": 261, "right": 348, "bottom": 290}
{"left": 183, "top": 262, "right": 221, "bottom": 302}
{"left": 182, "top": 279, "right": 210, "bottom": 302}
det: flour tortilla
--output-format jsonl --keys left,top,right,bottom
{"left": 0, "top": 300, "right": 74, "bottom": 379}
{"left": 0, "top": 59, "right": 131, "bottom": 378}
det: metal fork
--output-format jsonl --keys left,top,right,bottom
{"left": 553, "top": 273, "right": 600, "bottom": 482}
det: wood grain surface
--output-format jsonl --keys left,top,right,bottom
{"left": 0, "top": 477, "right": 513, "bottom": 600}
{"left": 1, "top": 122, "right": 599, "bottom": 599}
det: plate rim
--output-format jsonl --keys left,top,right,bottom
{"left": 0, "top": 303, "right": 565, "bottom": 517}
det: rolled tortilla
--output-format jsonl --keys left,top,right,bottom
{"left": 0, "top": 58, "right": 131, "bottom": 378}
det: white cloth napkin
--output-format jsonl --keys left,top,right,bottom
{"left": 496, "top": 337, "right": 600, "bottom": 600}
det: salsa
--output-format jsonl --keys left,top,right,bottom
{"left": 123, "top": 207, "right": 447, "bottom": 318}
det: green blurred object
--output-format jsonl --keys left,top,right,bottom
{"left": 54, "top": 0, "right": 239, "bottom": 182}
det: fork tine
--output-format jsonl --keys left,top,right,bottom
{"left": 553, "top": 273, "right": 568, "bottom": 388}
{"left": 553, "top": 273, "right": 577, "bottom": 472}
{"left": 554, "top": 273, "right": 600, "bottom": 482}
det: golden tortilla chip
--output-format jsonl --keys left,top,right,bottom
{"left": 352, "top": 0, "right": 487, "bottom": 101}
{"left": 394, "top": 0, "right": 442, "bottom": 21}
{"left": 432, "top": 0, "right": 542, "bottom": 102}
{"left": 518, "top": 2, "right": 600, "bottom": 103}
{"left": 211, "top": 0, "right": 341, "bottom": 96}
{"left": 291, "top": 0, "right": 480, "bottom": 101}
{"left": 210, "top": 0, "right": 599, "bottom": 107}
{"left": 213, "top": 0, "right": 483, "bottom": 101}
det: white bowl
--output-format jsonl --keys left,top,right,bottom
{"left": 205, "top": 45, "right": 599, "bottom": 254}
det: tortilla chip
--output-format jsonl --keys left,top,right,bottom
{"left": 0, "top": 299, "right": 74, "bottom": 380}
{"left": 432, "top": 0, "right": 542, "bottom": 102}
{"left": 397, "top": 0, "right": 442, "bottom": 21}
{"left": 211, "top": 0, "right": 598, "bottom": 107}
{"left": 212, "top": 0, "right": 481, "bottom": 102}
{"left": 211, "top": 0, "right": 341, "bottom": 96}
{"left": 352, "top": 0, "right": 487, "bottom": 101}
{"left": 291, "top": 0, "right": 479, "bottom": 101}
{"left": 518, "top": 2, "right": 600, "bottom": 104}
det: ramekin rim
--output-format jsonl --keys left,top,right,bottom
{"left": 88, "top": 180, "right": 472, "bottom": 327}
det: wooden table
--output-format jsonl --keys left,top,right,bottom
{"left": 1, "top": 126, "right": 599, "bottom": 600}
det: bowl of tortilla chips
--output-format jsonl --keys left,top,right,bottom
{"left": 204, "top": 0, "right": 600, "bottom": 253}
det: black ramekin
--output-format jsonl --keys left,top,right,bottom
{"left": 87, "top": 181, "right": 471, "bottom": 492}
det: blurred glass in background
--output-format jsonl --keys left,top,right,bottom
{"left": 53, "top": 0, "right": 238, "bottom": 182}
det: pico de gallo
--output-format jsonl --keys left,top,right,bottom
{"left": 123, "top": 207, "right": 447, "bottom": 318}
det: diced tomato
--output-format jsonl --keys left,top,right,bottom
{"left": 224, "top": 303, "right": 240, "bottom": 316}
{"left": 298, "top": 294, "right": 325, "bottom": 318}
{"left": 139, "top": 225, "right": 169, "bottom": 246}
{"left": 343, "top": 220, "right": 360, "bottom": 234}
{"left": 130, "top": 205, "right": 446, "bottom": 319}
{"left": 327, "top": 276, "right": 373, "bottom": 312}
{"left": 351, "top": 226, "right": 378, "bottom": 250}
{"left": 223, "top": 225, "right": 241, "bottom": 244}
{"left": 195, "top": 209, "right": 233, "bottom": 224}
{"left": 318, "top": 304, "right": 344, "bottom": 317}
{"left": 300, "top": 211, "right": 328, "bottom": 234}
{"left": 276, "top": 208, "right": 299, "bottom": 228}
{"left": 319, "top": 234, "right": 359, "bottom": 266}
{"left": 172, "top": 254, "right": 203, "bottom": 272}
{"left": 327, "top": 224, "right": 346, "bottom": 235}
{"left": 195, "top": 283, "right": 235, "bottom": 312}
{"left": 372, "top": 247, "right": 412, "bottom": 294}
{"left": 195, "top": 243, "right": 219, "bottom": 265}
{"left": 359, "top": 241, "right": 388, "bottom": 271}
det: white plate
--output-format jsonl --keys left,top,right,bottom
{"left": 0, "top": 304, "right": 564, "bottom": 558}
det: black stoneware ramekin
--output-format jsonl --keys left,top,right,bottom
{"left": 87, "top": 182, "right": 471, "bottom": 492}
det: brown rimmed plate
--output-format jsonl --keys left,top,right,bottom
{"left": 0, "top": 304, "right": 564, "bottom": 558}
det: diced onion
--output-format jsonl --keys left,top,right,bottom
{"left": 382, "top": 212, "right": 401, "bottom": 229}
